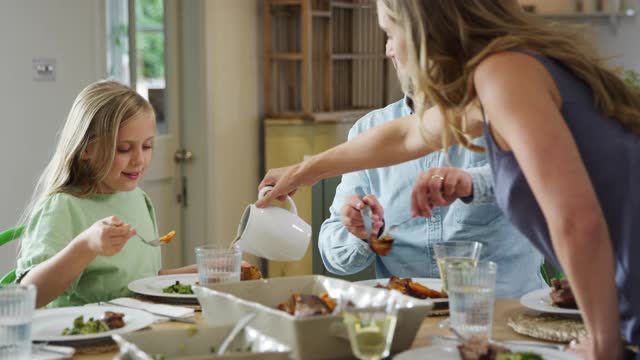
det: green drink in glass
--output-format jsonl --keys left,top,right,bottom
{"left": 341, "top": 289, "right": 400, "bottom": 360}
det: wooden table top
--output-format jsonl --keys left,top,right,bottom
{"left": 72, "top": 298, "right": 558, "bottom": 359}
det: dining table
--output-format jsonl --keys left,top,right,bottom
{"left": 72, "top": 297, "right": 565, "bottom": 359}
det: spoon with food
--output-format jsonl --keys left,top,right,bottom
{"left": 361, "top": 205, "right": 395, "bottom": 256}
{"left": 101, "top": 221, "right": 176, "bottom": 246}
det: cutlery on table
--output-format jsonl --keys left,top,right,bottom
{"left": 99, "top": 301, "right": 195, "bottom": 324}
{"left": 216, "top": 312, "right": 257, "bottom": 355}
{"left": 32, "top": 343, "right": 76, "bottom": 358}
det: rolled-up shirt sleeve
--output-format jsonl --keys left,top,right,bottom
{"left": 318, "top": 122, "right": 377, "bottom": 275}
{"left": 460, "top": 164, "right": 496, "bottom": 204}
{"left": 318, "top": 169, "right": 376, "bottom": 275}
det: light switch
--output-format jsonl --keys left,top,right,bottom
{"left": 33, "top": 58, "right": 56, "bottom": 81}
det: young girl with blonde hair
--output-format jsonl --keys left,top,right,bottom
{"left": 257, "top": 1, "right": 640, "bottom": 358}
{"left": 17, "top": 80, "right": 194, "bottom": 308}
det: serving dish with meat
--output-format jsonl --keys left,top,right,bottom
{"left": 194, "top": 275, "right": 432, "bottom": 359}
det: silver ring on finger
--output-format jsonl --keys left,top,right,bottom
{"left": 431, "top": 174, "right": 445, "bottom": 181}
{"left": 569, "top": 338, "right": 579, "bottom": 348}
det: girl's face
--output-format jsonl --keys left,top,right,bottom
{"left": 377, "top": 2, "right": 408, "bottom": 81}
{"left": 95, "top": 111, "right": 156, "bottom": 193}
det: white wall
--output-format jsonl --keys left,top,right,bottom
{"left": 180, "top": 0, "right": 262, "bottom": 265}
{"left": 205, "top": 0, "right": 262, "bottom": 252}
{"left": 592, "top": 12, "right": 640, "bottom": 70}
{"left": 0, "top": 1, "right": 105, "bottom": 276}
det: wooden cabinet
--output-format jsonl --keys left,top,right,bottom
{"left": 263, "top": 0, "right": 393, "bottom": 119}
{"left": 261, "top": 0, "right": 402, "bottom": 277}
{"left": 263, "top": 118, "right": 355, "bottom": 277}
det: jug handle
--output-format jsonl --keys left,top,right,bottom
{"left": 258, "top": 186, "right": 298, "bottom": 215}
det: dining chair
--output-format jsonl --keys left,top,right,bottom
{"left": 0, "top": 225, "right": 25, "bottom": 284}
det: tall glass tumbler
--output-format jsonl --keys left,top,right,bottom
{"left": 341, "top": 289, "right": 400, "bottom": 360}
{"left": 0, "top": 284, "right": 37, "bottom": 360}
{"left": 447, "top": 261, "right": 497, "bottom": 339}
{"left": 433, "top": 241, "right": 482, "bottom": 292}
{"left": 195, "top": 245, "right": 242, "bottom": 288}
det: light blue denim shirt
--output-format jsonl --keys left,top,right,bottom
{"left": 318, "top": 98, "right": 546, "bottom": 298}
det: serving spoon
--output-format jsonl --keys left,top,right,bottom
{"left": 216, "top": 312, "right": 257, "bottom": 355}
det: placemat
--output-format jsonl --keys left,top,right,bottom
{"left": 507, "top": 308, "right": 586, "bottom": 342}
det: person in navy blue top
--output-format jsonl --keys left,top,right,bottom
{"left": 257, "top": 2, "right": 640, "bottom": 358}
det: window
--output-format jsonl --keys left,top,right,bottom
{"left": 106, "top": 0, "right": 168, "bottom": 133}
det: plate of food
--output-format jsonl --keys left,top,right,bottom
{"left": 394, "top": 343, "right": 580, "bottom": 360}
{"left": 395, "top": 336, "right": 580, "bottom": 360}
{"left": 32, "top": 305, "right": 155, "bottom": 343}
{"left": 128, "top": 273, "right": 200, "bottom": 301}
{"left": 354, "top": 276, "right": 448, "bottom": 304}
{"left": 128, "top": 264, "right": 263, "bottom": 303}
{"left": 520, "top": 279, "right": 580, "bottom": 316}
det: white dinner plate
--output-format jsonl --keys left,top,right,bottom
{"left": 354, "top": 278, "right": 448, "bottom": 304}
{"left": 128, "top": 273, "right": 199, "bottom": 301}
{"left": 520, "top": 288, "right": 581, "bottom": 316}
{"left": 394, "top": 343, "right": 582, "bottom": 360}
{"left": 32, "top": 305, "right": 155, "bottom": 343}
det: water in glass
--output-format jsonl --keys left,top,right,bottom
{"left": 447, "top": 261, "right": 497, "bottom": 339}
{"left": 448, "top": 285, "right": 495, "bottom": 337}
{"left": 195, "top": 245, "right": 242, "bottom": 288}
{"left": 0, "top": 285, "right": 36, "bottom": 360}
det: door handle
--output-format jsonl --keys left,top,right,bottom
{"left": 174, "top": 149, "right": 194, "bottom": 163}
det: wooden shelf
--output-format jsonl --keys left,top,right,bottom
{"left": 539, "top": 10, "right": 635, "bottom": 18}
{"left": 271, "top": 52, "right": 303, "bottom": 60}
{"left": 269, "top": 0, "right": 302, "bottom": 5}
{"left": 264, "top": 0, "right": 390, "bottom": 114}
{"left": 312, "top": 10, "right": 331, "bottom": 17}
{"left": 332, "top": 53, "right": 387, "bottom": 60}
{"left": 332, "top": 1, "right": 373, "bottom": 10}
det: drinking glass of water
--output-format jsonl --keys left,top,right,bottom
{"left": 433, "top": 241, "right": 482, "bottom": 292}
{"left": 446, "top": 261, "right": 497, "bottom": 339}
{"left": 0, "top": 284, "right": 36, "bottom": 360}
{"left": 195, "top": 245, "right": 242, "bottom": 288}
{"left": 341, "top": 288, "right": 400, "bottom": 360}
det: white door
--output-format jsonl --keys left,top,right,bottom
{"left": 140, "top": 0, "right": 184, "bottom": 270}
{"left": 107, "top": 0, "right": 186, "bottom": 269}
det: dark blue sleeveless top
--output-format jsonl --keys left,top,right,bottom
{"left": 482, "top": 49, "right": 640, "bottom": 346}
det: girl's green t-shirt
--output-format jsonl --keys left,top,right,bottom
{"left": 16, "top": 188, "right": 162, "bottom": 308}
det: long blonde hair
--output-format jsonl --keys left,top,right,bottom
{"left": 20, "top": 80, "right": 153, "bottom": 228}
{"left": 378, "top": 0, "right": 640, "bottom": 151}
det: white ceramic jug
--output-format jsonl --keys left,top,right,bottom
{"left": 234, "top": 186, "right": 311, "bottom": 261}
